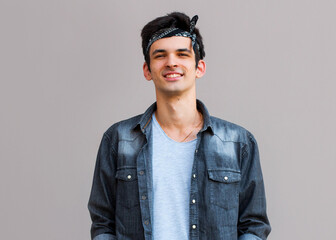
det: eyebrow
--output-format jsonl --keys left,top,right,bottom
{"left": 176, "top": 48, "right": 192, "bottom": 53}
{"left": 151, "top": 48, "right": 192, "bottom": 56}
{"left": 151, "top": 49, "right": 166, "bottom": 56}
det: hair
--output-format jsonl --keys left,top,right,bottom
{"left": 141, "top": 12, "right": 205, "bottom": 71}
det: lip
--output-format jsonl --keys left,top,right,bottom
{"left": 162, "top": 71, "right": 184, "bottom": 81}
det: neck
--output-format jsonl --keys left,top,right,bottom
{"left": 154, "top": 91, "right": 203, "bottom": 143}
{"left": 155, "top": 93, "right": 198, "bottom": 127}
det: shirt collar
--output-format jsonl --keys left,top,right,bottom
{"left": 133, "top": 99, "right": 214, "bottom": 135}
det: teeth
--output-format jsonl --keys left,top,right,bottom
{"left": 166, "top": 73, "right": 181, "bottom": 78}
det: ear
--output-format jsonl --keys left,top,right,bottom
{"left": 143, "top": 62, "right": 152, "bottom": 81}
{"left": 195, "top": 60, "right": 206, "bottom": 78}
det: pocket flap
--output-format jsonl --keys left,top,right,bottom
{"left": 208, "top": 170, "right": 241, "bottom": 183}
{"left": 115, "top": 168, "right": 138, "bottom": 181}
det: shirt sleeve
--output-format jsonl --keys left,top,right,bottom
{"left": 88, "top": 133, "right": 117, "bottom": 239}
{"left": 93, "top": 233, "right": 117, "bottom": 240}
{"left": 238, "top": 132, "right": 271, "bottom": 239}
{"left": 238, "top": 233, "right": 263, "bottom": 240}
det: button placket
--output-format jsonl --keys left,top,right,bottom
{"left": 190, "top": 137, "right": 201, "bottom": 239}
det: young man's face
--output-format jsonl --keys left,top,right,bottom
{"left": 143, "top": 36, "right": 205, "bottom": 98}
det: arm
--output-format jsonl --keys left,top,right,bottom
{"left": 93, "top": 234, "right": 117, "bottom": 240}
{"left": 88, "top": 134, "right": 117, "bottom": 240}
{"left": 238, "top": 132, "right": 271, "bottom": 240}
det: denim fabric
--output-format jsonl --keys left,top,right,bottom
{"left": 93, "top": 234, "right": 117, "bottom": 240}
{"left": 88, "top": 100, "right": 271, "bottom": 240}
{"left": 238, "top": 233, "right": 263, "bottom": 240}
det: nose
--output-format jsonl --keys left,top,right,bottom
{"left": 166, "top": 54, "right": 178, "bottom": 68}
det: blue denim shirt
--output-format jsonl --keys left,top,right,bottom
{"left": 88, "top": 100, "right": 271, "bottom": 240}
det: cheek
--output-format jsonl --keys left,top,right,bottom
{"left": 186, "top": 65, "right": 197, "bottom": 74}
{"left": 186, "top": 60, "right": 197, "bottom": 70}
{"left": 150, "top": 62, "right": 163, "bottom": 73}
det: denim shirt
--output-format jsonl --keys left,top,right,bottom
{"left": 88, "top": 100, "right": 271, "bottom": 240}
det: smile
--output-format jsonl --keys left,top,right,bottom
{"left": 165, "top": 73, "right": 182, "bottom": 78}
{"left": 163, "top": 72, "right": 184, "bottom": 80}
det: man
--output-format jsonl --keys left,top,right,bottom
{"left": 88, "top": 12, "right": 271, "bottom": 240}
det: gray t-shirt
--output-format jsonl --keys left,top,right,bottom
{"left": 152, "top": 113, "right": 197, "bottom": 240}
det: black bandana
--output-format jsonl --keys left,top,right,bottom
{"left": 146, "top": 15, "right": 199, "bottom": 54}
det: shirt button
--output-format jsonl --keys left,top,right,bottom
{"left": 195, "top": 149, "right": 198, "bottom": 153}
{"left": 144, "top": 220, "right": 149, "bottom": 225}
{"left": 139, "top": 171, "right": 144, "bottom": 175}
{"left": 192, "top": 199, "right": 196, "bottom": 204}
{"left": 127, "top": 175, "right": 132, "bottom": 180}
{"left": 193, "top": 174, "right": 196, "bottom": 178}
{"left": 192, "top": 224, "right": 197, "bottom": 229}
{"left": 224, "top": 176, "right": 229, "bottom": 181}
{"left": 142, "top": 195, "right": 147, "bottom": 200}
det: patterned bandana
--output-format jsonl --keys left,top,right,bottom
{"left": 145, "top": 15, "right": 199, "bottom": 54}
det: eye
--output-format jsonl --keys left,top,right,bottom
{"left": 178, "top": 53, "right": 189, "bottom": 57}
{"left": 154, "top": 54, "right": 165, "bottom": 59}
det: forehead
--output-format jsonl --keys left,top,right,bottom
{"left": 150, "top": 36, "right": 193, "bottom": 54}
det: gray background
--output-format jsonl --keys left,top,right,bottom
{"left": 1, "top": 0, "right": 335, "bottom": 239}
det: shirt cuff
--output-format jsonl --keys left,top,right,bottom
{"left": 93, "top": 233, "right": 117, "bottom": 240}
{"left": 239, "top": 233, "right": 263, "bottom": 240}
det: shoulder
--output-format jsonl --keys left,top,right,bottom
{"left": 103, "top": 114, "right": 143, "bottom": 142}
{"left": 209, "top": 116, "right": 256, "bottom": 145}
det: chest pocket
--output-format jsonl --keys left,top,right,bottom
{"left": 208, "top": 169, "right": 241, "bottom": 209}
{"left": 115, "top": 167, "right": 140, "bottom": 209}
